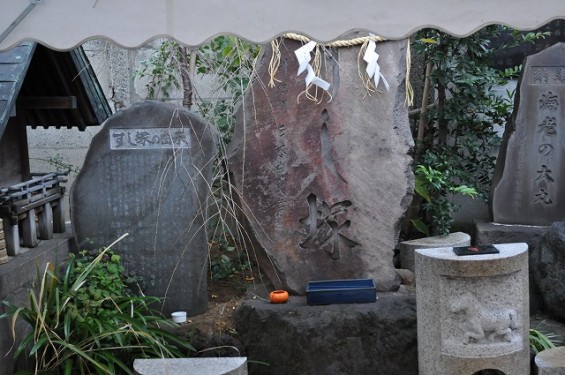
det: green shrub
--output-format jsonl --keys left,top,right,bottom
{"left": 1, "top": 237, "right": 193, "bottom": 375}
{"left": 410, "top": 27, "right": 549, "bottom": 236}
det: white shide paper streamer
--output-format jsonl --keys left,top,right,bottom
{"left": 363, "top": 38, "right": 389, "bottom": 91}
{"left": 294, "top": 40, "right": 330, "bottom": 91}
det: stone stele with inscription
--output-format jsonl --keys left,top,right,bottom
{"left": 491, "top": 42, "right": 565, "bottom": 225}
{"left": 228, "top": 36, "right": 414, "bottom": 294}
{"left": 71, "top": 101, "right": 217, "bottom": 315}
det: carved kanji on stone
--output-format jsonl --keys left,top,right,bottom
{"left": 299, "top": 193, "right": 360, "bottom": 260}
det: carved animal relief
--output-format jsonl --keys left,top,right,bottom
{"left": 449, "top": 292, "right": 519, "bottom": 345}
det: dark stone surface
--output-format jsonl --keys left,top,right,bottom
{"left": 228, "top": 36, "right": 413, "bottom": 294}
{"left": 475, "top": 221, "right": 546, "bottom": 253}
{"left": 530, "top": 221, "right": 565, "bottom": 321}
{"left": 475, "top": 221, "right": 547, "bottom": 315}
{"left": 234, "top": 292, "right": 418, "bottom": 375}
{"left": 71, "top": 101, "right": 216, "bottom": 315}
{"left": 490, "top": 43, "right": 565, "bottom": 226}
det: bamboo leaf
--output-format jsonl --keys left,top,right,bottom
{"left": 411, "top": 219, "right": 430, "bottom": 236}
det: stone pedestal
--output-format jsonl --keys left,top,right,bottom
{"left": 535, "top": 347, "right": 565, "bottom": 374}
{"left": 415, "top": 243, "right": 529, "bottom": 375}
{"left": 398, "top": 232, "right": 470, "bottom": 272}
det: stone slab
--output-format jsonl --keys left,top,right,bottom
{"left": 398, "top": 231, "right": 470, "bottom": 272}
{"left": 535, "top": 347, "right": 565, "bottom": 374}
{"left": 133, "top": 358, "right": 248, "bottom": 375}
{"left": 71, "top": 101, "right": 216, "bottom": 315}
{"left": 234, "top": 292, "right": 418, "bottom": 375}
{"left": 491, "top": 43, "right": 565, "bottom": 225}
{"left": 475, "top": 221, "right": 547, "bottom": 251}
{"left": 228, "top": 36, "right": 413, "bottom": 294}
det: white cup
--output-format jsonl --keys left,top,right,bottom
{"left": 171, "top": 311, "right": 187, "bottom": 323}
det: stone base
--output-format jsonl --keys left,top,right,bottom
{"left": 475, "top": 221, "right": 547, "bottom": 251}
{"left": 234, "top": 291, "right": 417, "bottom": 375}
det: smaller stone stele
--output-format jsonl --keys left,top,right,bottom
{"left": 71, "top": 101, "right": 217, "bottom": 316}
{"left": 490, "top": 43, "right": 565, "bottom": 226}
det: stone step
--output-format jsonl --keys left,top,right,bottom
{"left": 133, "top": 357, "right": 248, "bottom": 375}
{"left": 535, "top": 347, "right": 565, "bottom": 374}
{"left": 0, "top": 236, "right": 7, "bottom": 264}
{"left": 0, "top": 246, "right": 8, "bottom": 264}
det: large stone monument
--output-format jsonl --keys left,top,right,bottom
{"left": 491, "top": 43, "right": 565, "bottom": 226}
{"left": 415, "top": 243, "right": 529, "bottom": 375}
{"left": 71, "top": 101, "right": 216, "bottom": 315}
{"left": 228, "top": 36, "right": 414, "bottom": 294}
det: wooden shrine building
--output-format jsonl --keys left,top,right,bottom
{"left": 0, "top": 42, "right": 110, "bottom": 260}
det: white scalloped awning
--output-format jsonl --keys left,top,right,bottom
{"left": 1, "top": 0, "right": 565, "bottom": 51}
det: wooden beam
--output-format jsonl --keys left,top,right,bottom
{"left": 16, "top": 96, "right": 77, "bottom": 110}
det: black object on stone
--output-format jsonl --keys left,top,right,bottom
{"left": 453, "top": 244, "right": 499, "bottom": 256}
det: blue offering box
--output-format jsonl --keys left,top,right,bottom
{"left": 306, "top": 279, "right": 377, "bottom": 305}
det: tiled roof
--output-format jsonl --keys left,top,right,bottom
{"left": 0, "top": 42, "right": 111, "bottom": 138}
{"left": 0, "top": 41, "right": 34, "bottom": 137}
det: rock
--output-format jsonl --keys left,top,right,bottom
{"left": 234, "top": 292, "right": 418, "bottom": 375}
{"left": 396, "top": 268, "right": 415, "bottom": 286}
{"left": 228, "top": 36, "right": 413, "bottom": 294}
{"left": 530, "top": 222, "right": 565, "bottom": 321}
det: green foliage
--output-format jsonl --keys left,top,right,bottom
{"left": 209, "top": 233, "right": 251, "bottom": 281}
{"left": 135, "top": 41, "right": 183, "bottom": 100}
{"left": 196, "top": 36, "right": 259, "bottom": 144}
{"left": 211, "top": 254, "right": 237, "bottom": 281}
{"left": 412, "top": 165, "right": 478, "bottom": 236}
{"left": 64, "top": 249, "right": 142, "bottom": 320}
{"left": 135, "top": 36, "right": 259, "bottom": 144}
{"left": 410, "top": 26, "right": 548, "bottom": 236}
{"left": 529, "top": 328, "right": 557, "bottom": 354}
{"left": 0, "top": 243, "right": 193, "bottom": 375}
